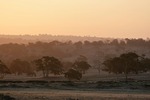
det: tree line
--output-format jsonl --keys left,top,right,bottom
{"left": 0, "top": 39, "right": 150, "bottom": 67}
{"left": 103, "top": 52, "right": 150, "bottom": 81}
{"left": 0, "top": 52, "right": 150, "bottom": 81}
{"left": 0, "top": 55, "right": 91, "bottom": 80}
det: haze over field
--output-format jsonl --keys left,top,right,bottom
{"left": 0, "top": 1, "right": 150, "bottom": 100}
{"left": 0, "top": 0, "right": 150, "bottom": 38}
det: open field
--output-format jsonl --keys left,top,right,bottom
{"left": 0, "top": 71, "right": 150, "bottom": 100}
{"left": 0, "top": 79, "right": 150, "bottom": 100}
{"left": 0, "top": 89, "right": 150, "bottom": 100}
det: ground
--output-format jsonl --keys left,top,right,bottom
{"left": 0, "top": 70, "right": 149, "bottom": 100}
{"left": 0, "top": 89, "right": 150, "bottom": 100}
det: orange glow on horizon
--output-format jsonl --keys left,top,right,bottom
{"left": 0, "top": 0, "right": 150, "bottom": 38}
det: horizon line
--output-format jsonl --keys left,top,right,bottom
{"left": 0, "top": 33, "right": 149, "bottom": 40}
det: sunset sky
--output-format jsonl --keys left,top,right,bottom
{"left": 0, "top": 0, "right": 150, "bottom": 38}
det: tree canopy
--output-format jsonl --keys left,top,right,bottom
{"left": 64, "top": 69, "right": 82, "bottom": 81}
{"left": 10, "top": 59, "right": 32, "bottom": 75}
{"left": 73, "top": 61, "right": 91, "bottom": 74}
{"left": 103, "top": 52, "right": 143, "bottom": 81}
{"left": 0, "top": 60, "right": 10, "bottom": 78}
{"left": 34, "top": 56, "right": 63, "bottom": 77}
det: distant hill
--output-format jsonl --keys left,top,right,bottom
{"left": 0, "top": 34, "right": 114, "bottom": 44}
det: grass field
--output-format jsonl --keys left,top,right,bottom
{"left": 0, "top": 80, "right": 150, "bottom": 100}
{"left": 0, "top": 71, "right": 149, "bottom": 100}
{"left": 0, "top": 89, "right": 150, "bottom": 100}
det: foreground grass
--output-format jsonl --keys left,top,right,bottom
{"left": 0, "top": 80, "right": 150, "bottom": 92}
{"left": 0, "top": 90, "right": 150, "bottom": 100}
{"left": 0, "top": 80, "right": 149, "bottom": 100}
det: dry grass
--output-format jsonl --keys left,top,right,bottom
{"left": 0, "top": 71, "right": 149, "bottom": 100}
{"left": 0, "top": 90, "right": 150, "bottom": 100}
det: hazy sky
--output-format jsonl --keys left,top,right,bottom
{"left": 0, "top": 0, "right": 150, "bottom": 38}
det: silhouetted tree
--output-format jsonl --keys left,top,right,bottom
{"left": 140, "top": 57, "right": 150, "bottom": 72}
{"left": 34, "top": 56, "right": 63, "bottom": 77}
{"left": 110, "top": 39, "right": 119, "bottom": 46}
{"left": 84, "top": 40, "right": 91, "bottom": 46}
{"left": 120, "top": 52, "right": 140, "bottom": 76}
{"left": 73, "top": 61, "right": 91, "bottom": 74}
{"left": 0, "top": 60, "right": 10, "bottom": 79}
{"left": 64, "top": 69, "right": 82, "bottom": 81}
{"left": 74, "top": 41, "right": 83, "bottom": 49}
{"left": 10, "top": 59, "right": 33, "bottom": 76}
{"left": 93, "top": 59, "right": 103, "bottom": 74}
{"left": 103, "top": 52, "right": 140, "bottom": 82}
{"left": 103, "top": 57, "right": 122, "bottom": 74}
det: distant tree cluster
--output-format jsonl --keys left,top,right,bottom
{"left": 103, "top": 52, "right": 150, "bottom": 81}
{"left": 64, "top": 56, "right": 91, "bottom": 80}
{"left": 0, "top": 55, "right": 91, "bottom": 81}
{"left": 0, "top": 52, "right": 149, "bottom": 81}
{"left": 0, "top": 38, "right": 150, "bottom": 81}
{"left": 0, "top": 38, "right": 150, "bottom": 65}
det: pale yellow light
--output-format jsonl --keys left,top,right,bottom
{"left": 0, "top": 0, "right": 150, "bottom": 38}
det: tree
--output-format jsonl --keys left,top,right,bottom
{"left": 103, "top": 57, "right": 123, "bottom": 75}
{"left": 120, "top": 52, "right": 140, "bottom": 78}
{"left": 73, "top": 61, "right": 91, "bottom": 74}
{"left": 10, "top": 59, "right": 33, "bottom": 76}
{"left": 64, "top": 69, "right": 82, "bottom": 81}
{"left": 103, "top": 52, "right": 140, "bottom": 82}
{"left": 74, "top": 41, "right": 83, "bottom": 49}
{"left": 0, "top": 60, "right": 10, "bottom": 79}
{"left": 34, "top": 56, "right": 63, "bottom": 77}
{"left": 110, "top": 39, "right": 119, "bottom": 46}
{"left": 93, "top": 59, "right": 103, "bottom": 74}
{"left": 140, "top": 57, "right": 150, "bottom": 72}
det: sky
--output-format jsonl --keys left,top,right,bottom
{"left": 0, "top": 0, "right": 150, "bottom": 38}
